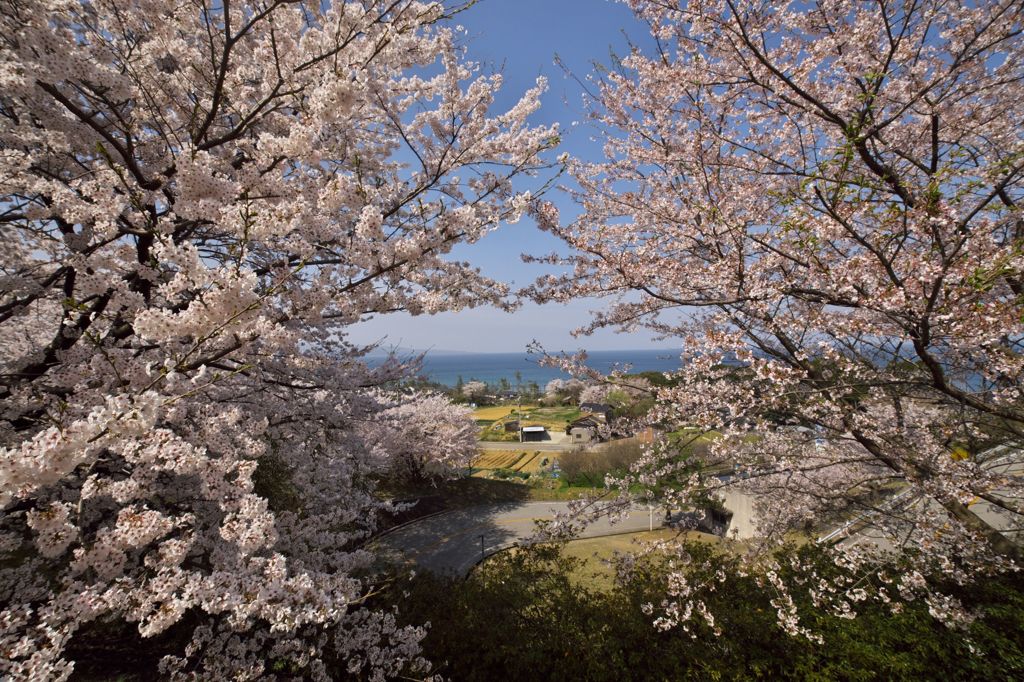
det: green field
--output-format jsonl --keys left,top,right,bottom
{"left": 516, "top": 405, "right": 583, "bottom": 431}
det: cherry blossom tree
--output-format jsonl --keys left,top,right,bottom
{"left": 578, "top": 383, "right": 614, "bottom": 405}
{"left": 543, "top": 377, "right": 585, "bottom": 404}
{"left": 0, "top": 0, "right": 555, "bottom": 677}
{"left": 369, "top": 390, "right": 477, "bottom": 482}
{"left": 529, "top": 0, "right": 1024, "bottom": 634}
{"left": 461, "top": 379, "right": 487, "bottom": 400}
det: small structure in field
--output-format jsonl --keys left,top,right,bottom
{"left": 503, "top": 419, "right": 520, "bottom": 432}
{"left": 521, "top": 425, "right": 548, "bottom": 442}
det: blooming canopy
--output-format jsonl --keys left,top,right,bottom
{"left": 529, "top": 0, "right": 1024, "bottom": 635}
{"left": 0, "top": 0, "right": 555, "bottom": 678}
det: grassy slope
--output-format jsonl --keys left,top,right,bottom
{"left": 481, "top": 529, "right": 720, "bottom": 591}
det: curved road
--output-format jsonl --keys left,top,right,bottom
{"left": 376, "top": 448, "right": 1023, "bottom": 576}
{"left": 373, "top": 501, "right": 665, "bottom": 576}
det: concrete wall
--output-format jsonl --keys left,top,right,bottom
{"left": 569, "top": 427, "right": 595, "bottom": 443}
{"left": 719, "top": 490, "right": 758, "bottom": 539}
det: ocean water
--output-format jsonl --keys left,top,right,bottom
{"left": 376, "top": 349, "right": 683, "bottom": 387}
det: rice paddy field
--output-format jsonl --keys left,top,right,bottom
{"left": 473, "top": 449, "right": 554, "bottom": 474}
{"left": 473, "top": 450, "right": 523, "bottom": 469}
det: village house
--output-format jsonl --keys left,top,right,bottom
{"left": 567, "top": 415, "right": 606, "bottom": 444}
{"left": 578, "top": 402, "right": 614, "bottom": 422}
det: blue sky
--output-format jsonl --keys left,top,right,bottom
{"left": 347, "top": 0, "right": 674, "bottom": 354}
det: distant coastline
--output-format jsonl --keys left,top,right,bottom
{"left": 365, "top": 348, "right": 682, "bottom": 387}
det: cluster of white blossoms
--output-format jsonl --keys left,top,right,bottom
{"left": 0, "top": 0, "right": 555, "bottom": 678}
{"left": 528, "top": 0, "right": 1024, "bottom": 641}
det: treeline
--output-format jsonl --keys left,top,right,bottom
{"left": 452, "top": 375, "right": 543, "bottom": 404}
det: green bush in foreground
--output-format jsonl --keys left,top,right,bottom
{"left": 380, "top": 542, "right": 1024, "bottom": 681}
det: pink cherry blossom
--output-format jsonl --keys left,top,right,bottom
{"left": 0, "top": 1, "right": 555, "bottom": 678}
{"left": 529, "top": 0, "right": 1024, "bottom": 637}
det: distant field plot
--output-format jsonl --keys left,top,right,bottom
{"left": 478, "top": 428, "right": 519, "bottom": 442}
{"left": 511, "top": 452, "right": 539, "bottom": 472}
{"left": 668, "top": 428, "right": 723, "bottom": 451}
{"left": 472, "top": 405, "right": 531, "bottom": 421}
{"left": 515, "top": 406, "right": 582, "bottom": 432}
{"left": 536, "top": 406, "right": 584, "bottom": 421}
{"left": 473, "top": 451, "right": 525, "bottom": 470}
{"left": 517, "top": 453, "right": 554, "bottom": 473}
{"left": 473, "top": 407, "right": 511, "bottom": 420}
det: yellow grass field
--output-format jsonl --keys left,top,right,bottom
{"left": 472, "top": 405, "right": 534, "bottom": 421}
{"left": 511, "top": 452, "right": 538, "bottom": 472}
{"left": 521, "top": 453, "right": 555, "bottom": 473}
{"left": 470, "top": 450, "right": 556, "bottom": 474}
{"left": 561, "top": 530, "right": 716, "bottom": 590}
{"left": 473, "top": 450, "right": 525, "bottom": 470}
{"left": 472, "top": 405, "right": 514, "bottom": 420}
{"left": 481, "top": 530, "right": 707, "bottom": 590}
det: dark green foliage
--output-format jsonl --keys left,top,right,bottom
{"left": 379, "top": 542, "right": 1024, "bottom": 681}
{"left": 385, "top": 544, "right": 621, "bottom": 681}
{"left": 252, "top": 452, "right": 302, "bottom": 513}
{"left": 628, "top": 371, "right": 680, "bottom": 388}
{"left": 491, "top": 468, "right": 530, "bottom": 480}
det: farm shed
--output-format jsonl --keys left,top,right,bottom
{"left": 521, "top": 425, "right": 548, "bottom": 442}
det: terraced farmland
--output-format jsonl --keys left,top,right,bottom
{"left": 514, "top": 452, "right": 553, "bottom": 473}
{"left": 473, "top": 451, "right": 524, "bottom": 470}
{"left": 473, "top": 450, "right": 553, "bottom": 474}
{"left": 511, "top": 452, "right": 538, "bottom": 471}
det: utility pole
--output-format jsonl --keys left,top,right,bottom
{"left": 480, "top": 533, "right": 485, "bottom": 560}
{"left": 518, "top": 392, "right": 522, "bottom": 443}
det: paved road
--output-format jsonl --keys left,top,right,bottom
{"left": 373, "top": 501, "right": 664, "bottom": 576}
{"left": 477, "top": 440, "right": 576, "bottom": 452}
{"left": 376, "top": 449, "right": 1022, "bottom": 576}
